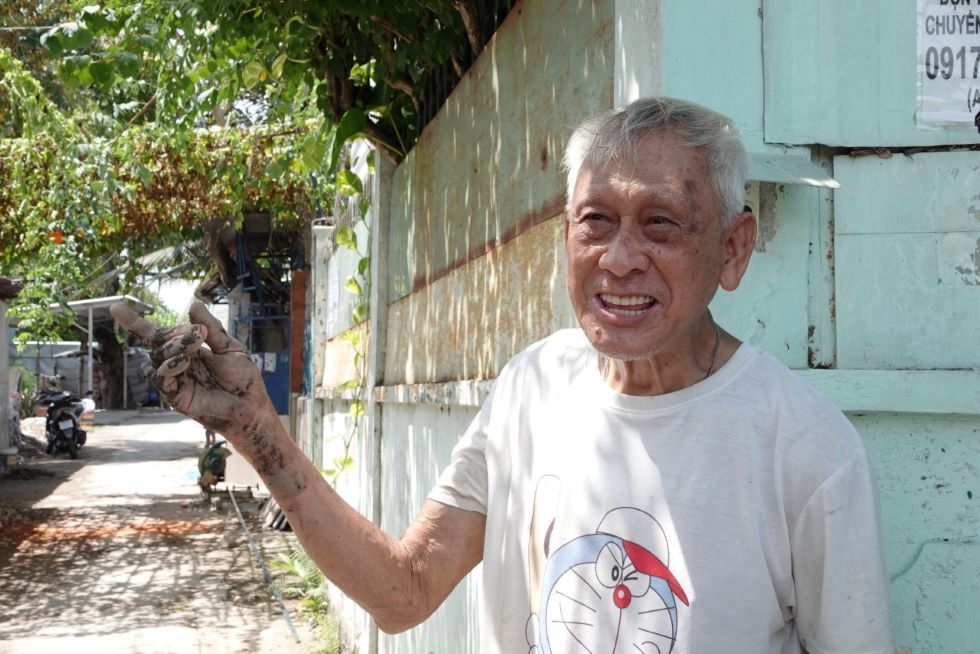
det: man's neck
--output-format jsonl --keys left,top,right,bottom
{"left": 598, "top": 327, "right": 739, "bottom": 396}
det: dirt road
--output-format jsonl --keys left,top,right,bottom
{"left": 0, "top": 410, "right": 312, "bottom": 654}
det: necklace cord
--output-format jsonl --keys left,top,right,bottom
{"left": 704, "top": 323, "right": 721, "bottom": 380}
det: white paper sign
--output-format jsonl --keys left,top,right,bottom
{"left": 918, "top": 0, "right": 980, "bottom": 126}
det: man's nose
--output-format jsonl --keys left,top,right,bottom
{"left": 599, "top": 229, "right": 649, "bottom": 277}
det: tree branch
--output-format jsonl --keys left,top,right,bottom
{"left": 388, "top": 78, "right": 415, "bottom": 99}
{"left": 360, "top": 120, "right": 402, "bottom": 165}
{"left": 202, "top": 219, "right": 238, "bottom": 290}
{"left": 452, "top": 0, "right": 483, "bottom": 59}
{"left": 126, "top": 92, "right": 158, "bottom": 127}
{"left": 368, "top": 15, "right": 414, "bottom": 43}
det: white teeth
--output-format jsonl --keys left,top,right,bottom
{"left": 600, "top": 294, "right": 654, "bottom": 307}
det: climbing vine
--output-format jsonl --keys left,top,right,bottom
{"left": 323, "top": 162, "right": 373, "bottom": 484}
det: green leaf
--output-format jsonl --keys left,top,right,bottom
{"left": 357, "top": 256, "right": 370, "bottom": 277}
{"left": 41, "top": 32, "right": 64, "bottom": 57}
{"left": 266, "top": 157, "right": 289, "bottom": 179}
{"left": 300, "top": 131, "right": 326, "bottom": 171}
{"left": 335, "top": 226, "right": 356, "bottom": 251}
{"left": 283, "top": 15, "right": 308, "bottom": 38}
{"left": 242, "top": 61, "right": 266, "bottom": 89}
{"left": 350, "top": 61, "right": 371, "bottom": 84}
{"left": 344, "top": 275, "right": 362, "bottom": 296}
{"left": 335, "top": 378, "right": 360, "bottom": 392}
{"left": 75, "top": 65, "right": 94, "bottom": 86}
{"left": 328, "top": 108, "right": 367, "bottom": 174}
{"left": 336, "top": 169, "right": 363, "bottom": 196}
{"left": 81, "top": 7, "right": 113, "bottom": 34}
{"left": 340, "top": 330, "right": 360, "bottom": 347}
{"left": 89, "top": 61, "right": 114, "bottom": 86}
{"left": 351, "top": 303, "right": 368, "bottom": 324}
{"left": 64, "top": 54, "right": 93, "bottom": 69}
{"left": 136, "top": 34, "right": 158, "bottom": 49}
{"left": 60, "top": 23, "right": 95, "bottom": 50}
{"left": 348, "top": 401, "right": 364, "bottom": 420}
{"left": 271, "top": 53, "right": 287, "bottom": 80}
{"left": 114, "top": 52, "right": 139, "bottom": 77}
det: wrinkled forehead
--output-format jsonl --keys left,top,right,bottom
{"left": 570, "top": 131, "right": 714, "bottom": 206}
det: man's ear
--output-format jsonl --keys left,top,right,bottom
{"left": 719, "top": 210, "right": 757, "bottom": 292}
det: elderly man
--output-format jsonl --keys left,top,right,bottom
{"left": 112, "top": 97, "right": 892, "bottom": 653}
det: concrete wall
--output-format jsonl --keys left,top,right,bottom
{"left": 664, "top": 3, "right": 980, "bottom": 651}
{"left": 299, "top": 1, "right": 980, "bottom": 651}
{"left": 384, "top": 0, "right": 613, "bottom": 385}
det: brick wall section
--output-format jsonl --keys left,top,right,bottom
{"left": 290, "top": 269, "right": 308, "bottom": 393}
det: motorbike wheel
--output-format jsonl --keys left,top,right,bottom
{"left": 66, "top": 439, "right": 78, "bottom": 459}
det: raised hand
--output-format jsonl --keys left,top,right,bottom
{"left": 109, "top": 301, "right": 278, "bottom": 446}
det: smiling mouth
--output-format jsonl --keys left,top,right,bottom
{"left": 598, "top": 294, "right": 658, "bottom": 316}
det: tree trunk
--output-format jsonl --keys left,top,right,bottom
{"left": 95, "top": 323, "right": 125, "bottom": 409}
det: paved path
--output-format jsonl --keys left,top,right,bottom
{"left": 0, "top": 410, "right": 312, "bottom": 653}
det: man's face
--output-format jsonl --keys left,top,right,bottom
{"left": 564, "top": 130, "right": 733, "bottom": 361}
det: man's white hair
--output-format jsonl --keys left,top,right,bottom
{"left": 561, "top": 97, "right": 748, "bottom": 228}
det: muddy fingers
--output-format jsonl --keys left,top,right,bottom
{"left": 150, "top": 325, "right": 206, "bottom": 367}
{"left": 154, "top": 352, "right": 190, "bottom": 396}
{"left": 189, "top": 302, "right": 245, "bottom": 354}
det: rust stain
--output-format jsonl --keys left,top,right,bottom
{"left": 409, "top": 192, "right": 565, "bottom": 294}
{"left": 754, "top": 183, "right": 779, "bottom": 253}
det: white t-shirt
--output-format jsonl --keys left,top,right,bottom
{"left": 429, "top": 329, "right": 892, "bottom": 654}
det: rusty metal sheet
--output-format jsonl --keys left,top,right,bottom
{"left": 387, "top": 0, "right": 615, "bottom": 302}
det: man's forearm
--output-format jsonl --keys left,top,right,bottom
{"left": 230, "top": 413, "right": 449, "bottom": 632}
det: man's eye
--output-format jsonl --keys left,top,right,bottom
{"left": 584, "top": 213, "right": 607, "bottom": 222}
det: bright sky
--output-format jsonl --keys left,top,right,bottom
{"left": 154, "top": 279, "right": 230, "bottom": 327}
{"left": 155, "top": 279, "right": 197, "bottom": 315}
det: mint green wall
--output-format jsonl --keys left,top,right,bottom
{"left": 835, "top": 152, "right": 980, "bottom": 370}
{"left": 763, "top": 0, "right": 979, "bottom": 147}
{"left": 661, "top": 2, "right": 980, "bottom": 651}
{"left": 858, "top": 413, "right": 980, "bottom": 651}
{"left": 709, "top": 182, "right": 814, "bottom": 369}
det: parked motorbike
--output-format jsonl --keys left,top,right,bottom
{"left": 37, "top": 388, "right": 87, "bottom": 459}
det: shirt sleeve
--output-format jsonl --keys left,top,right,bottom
{"left": 790, "top": 452, "right": 893, "bottom": 654}
{"left": 426, "top": 394, "right": 493, "bottom": 515}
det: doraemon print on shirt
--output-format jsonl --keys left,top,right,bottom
{"left": 525, "top": 476, "right": 689, "bottom": 654}
{"left": 428, "top": 330, "right": 892, "bottom": 653}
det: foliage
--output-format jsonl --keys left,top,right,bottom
{"left": 0, "top": 40, "right": 321, "bottom": 331}
{"left": 29, "top": 0, "right": 484, "bottom": 159}
{"left": 270, "top": 538, "right": 341, "bottom": 654}
{"left": 1, "top": 0, "right": 493, "bottom": 346}
{"left": 0, "top": 0, "right": 71, "bottom": 137}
